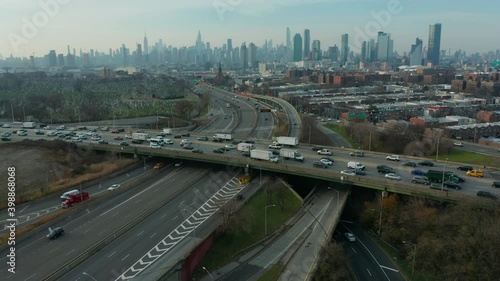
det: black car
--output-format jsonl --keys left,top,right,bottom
{"left": 378, "top": 166, "right": 394, "bottom": 174}
{"left": 269, "top": 150, "right": 280, "bottom": 156}
{"left": 492, "top": 182, "right": 500, "bottom": 188}
{"left": 131, "top": 139, "right": 143, "bottom": 144}
{"left": 47, "top": 227, "right": 64, "bottom": 239}
{"left": 213, "top": 138, "right": 224, "bottom": 143}
{"left": 97, "top": 140, "right": 109, "bottom": 144}
{"left": 311, "top": 146, "right": 324, "bottom": 151}
{"left": 402, "top": 161, "right": 417, "bottom": 167}
{"left": 477, "top": 191, "right": 498, "bottom": 200}
{"left": 197, "top": 136, "right": 209, "bottom": 141}
{"left": 181, "top": 133, "right": 190, "bottom": 137}
{"left": 192, "top": 149, "right": 203, "bottom": 154}
{"left": 174, "top": 135, "right": 182, "bottom": 139}
{"left": 213, "top": 148, "right": 225, "bottom": 153}
{"left": 244, "top": 140, "right": 255, "bottom": 144}
{"left": 119, "top": 141, "right": 129, "bottom": 146}
{"left": 353, "top": 169, "right": 366, "bottom": 175}
{"left": 313, "top": 161, "right": 328, "bottom": 169}
{"left": 232, "top": 140, "right": 242, "bottom": 145}
{"left": 457, "top": 165, "right": 473, "bottom": 171}
{"left": 444, "top": 181, "right": 461, "bottom": 190}
{"left": 114, "top": 136, "right": 124, "bottom": 140}
{"left": 242, "top": 152, "right": 250, "bottom": 157}
{"left": 418, "top": 161, "right": 434, "bottom": 167}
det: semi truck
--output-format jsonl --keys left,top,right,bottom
{"left": 21, "top": 122, "right": 36, "bottom": 129}
{"left": 426, "top": 170, "right": 461, "bottom": 183}
{"left": 250, "top": 150, "right": 279, "bottom": 163}
{"left": 279, "top": 149, "right": 304, "bottom": 162}
{"left": 237, "top": 143, "right": 255, "bottom": 152}
{"left": 275, "top": 136, "right": 299, "bottom": 147}
{"left": 213, "top": 133, "right": 232, "bottom": 141}
{"left": 61, "top": 192, "right": 89, "bottom": 208}
{"left": 132, "top": 133, "right": 150, "bottom": 141}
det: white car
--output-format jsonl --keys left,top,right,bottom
{"left": 345, "top": 232, "right": 356, "bottom": 242}
{"left": 386, "top": 155, "right": 400, "bottom": 161}
{"left": 385, "top": 173, "right": 401, "bottom": 180}
{"left": 150, "top": 144, "right": 161, "bottom": 149}
{"left": 341, "top": 170, "right": 356, "bottom": 176}
{"left": 2, "top": 123, "right": 11, "bottom": 128}
{"left": 320, "top": 158, "right": 333, "bottom": 166}
{"left": 163, "top": 139, "right": 174, "bottom": 145}
{"left": 453, "top": 142, "right": 463, "bottom": 147}
{"left": 269, "top": 143, "right": 282, "bottom": 149}
{"left": 174, "top": 162, "right": 183, "bottom": 167}
{"left": 108, "top": 184, "right": 121, "bottom": 191}
{"left": 225, "top": 144, "right": 236, "bottom": 150}
{"left": 317, "top": 149, "right": 333, "bottom": 156}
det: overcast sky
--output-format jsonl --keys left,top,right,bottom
{"left": 1, "top": 0, "right": 498, "bottom": 58}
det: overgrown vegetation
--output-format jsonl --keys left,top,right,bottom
{"left": 301, "top": 116, "right": 335, "bottom": 146}
{"left": 313, "top": 243, "right": 352, "bottom": 281}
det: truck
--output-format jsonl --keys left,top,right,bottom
{"left": 279, "top": 149, "right": 304, "bottom": 162}
{"left": 61, "top": 192, "right": 89, "bottom": 208}
{"left": 426, "top": 170, "right": 461, "bottom": 183}
{"left": 213, "top": 133, "right": 232, "bottom": 141}
{"left": 132, "top": 133, "right": 150, "bottom": 141}
{"left": 237, "top": 143, "right": 255, "bottom": 152}
{"left": 21, "top": 122, "right": 36, "bottom": 129}
{"left": 250, "top": 150, "right": 279, "bottom": 163}
{"left": 162, "top": 128, "right": 172, "bottom": 135}
{"left": 275, "top": 136, "right": 299, "bottom": 147}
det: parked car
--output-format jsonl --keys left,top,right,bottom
{"left": 402, "top": 161, "right": 417, "bottom": 167}
{"left": 477, "top": 191, "right": 497, "bottom": 200}
{"left": 385, "top": 173, "right": 401, "bottom": 180}
{"left": 412, "top": 176, "right": 430, "bottom": 185}
{"left": 418, "top": 161, "right": 434, "bottom": 167}
{"left": 313, "top": 161, "right": 328, "bottom": 169}
{"left": 457, "top": 165, "right": 473, "bottom": 171}
{"left": 411, "top": 169, "right": 427, "bottom": 176}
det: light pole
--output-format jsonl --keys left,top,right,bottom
{"left": 265, "top": 204, "right": 276, "bottom": 235}
{"left": 202, "top": 267, "right": 213, "bottom": 281}
{"left": 82, "top": 272, "right": 97, "bottom": 281}
{"left": 441, "top": 157, "right": 448, "bottom": 191}
{"left": 402, "top": 241, "right": 417, "bottom": 276}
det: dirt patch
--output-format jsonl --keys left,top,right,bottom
{"left": 0, "top": 140, "right": 136, "bottom": 207}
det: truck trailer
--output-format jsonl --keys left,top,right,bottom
{"left": 162, "top": 128, "right": 172, "bottom": 135}
{"left": 213, "top": 133, "right": 232, "bottom": 141}
{"left": 21, "top": 122, "right": 36, "bottom": 129}
{"left": 426, "top": 170, "right": 460, "bottom": 183}
{"left": 250, "top": 150, "right": 279, "bottom": 163}
{"left": 279, "top": 149, "right": 304, "bottom": 161}
{"left": 237, "top": 143, "right": 255, "bottom": 152}
{"left": 275, "top": 136, "right": 299, "bottom": 147}
{"left": 61, "top": 192, "right": 89, "bottom": 208}
{"left": 132, "top": 133, "right": 150, "bottom": 141}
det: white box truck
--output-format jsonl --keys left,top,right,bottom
{"left": 132, "top": 133, "right": 150, "bottom": 141}
{"left": 238, "top": 143, "right": 255, "bottom": 152}
{"left": 280, "top": 149, "right": 304, "bottom": 162}
{"left": 276, "top": 136, "right": 299, "bottom": 147}
{"left": 250, "top": 150, "right": 279, "bottom": 163}
{"left": 162, "top": 128, "right": 172, "bottom": 135}
{"left": 213, "top": 133, "right": 232, "bottom": 141}
{"left": 21, "top": 122, "right": 36, "bottom": 129}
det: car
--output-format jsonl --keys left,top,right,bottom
{"left": 224, "top": 144, "right": 236, "bottom": 150}
{"left": 269, "top": 143, "right": 283, "bottom": 149}
{"left": 131, "top": 139, "right": 143, "bottom": 144}
{"left": 35, "top": 130, "right": 45, "bottom": 135}
{"left": 181, "top": 133, "right": 190, "bottom": 137}
{"left": 197, "top": 136, "right": 209, "bottom": 141}
{"left": 1, "top": 132, "right": 11, "bottom": 137}
{"left": 378, "top": 166, "right": 394, "bottom": 174}
{"left": 466, "top": 170, "right": 484, "bottom": 177}
{"left": 402, "top": 161, "right": 417, "bottom": 167}
{"left": 154, "top": 162, "right": 164, "bottom": 169}
{"left": 317, "top": 149, "right": 333, "bottom": 156}
{"left": 213, "top": 148, "right": 225, "bottom": 153}
{"left": 108, "top": 184, "right": 121, "bottom": 191}
{"left": 453, "top": 142, "right": 464, "bottom": 147}
{"left": 457, "top": 165, "right": 473, "bottom": 171}
{"left": 47, "top": 227, "right": 64, "bottom": 239}
{"left": 340, "top": 170, "right": 356, "bottom": 176}
{"left": 97, "top": 140, "right": 109, "bottom": 144}
{"left": 477, "top": 191, "right": 497, "bottom": 199}
{"left": 183, "top": 143, "right": 194, "bottom": 150}
{"left": 386, "top": 155, "right": 400, "bottom": 161}
{"left": 320, "top": 158, "right": 333, "bottom": 166}
{"left": 411, "top": 169, "right": 427, "bottom": 176}
{"left": 418, "top": 161, "right": 434, "bottom": 167}
{"left": 244, "top": 140, "right": 255, "bottom": 144}
{"left": 430, "top": 183, "right": 448, "bottom": 191}
{"left": 320, "top": 157, "right": 334, "bottom": 165}
{"left": 451, "top": 175, "right": 465, "bottom": 183}
{"left": 345, "top": 233, "right": 356, "bottom": 242}
{"left": 150, "top": 144, "right": 161, "bottom": 149}
{"left": 269, "top": 150, "right": 280, "bottom": 156}
{"left": 385, "top": 173, "right": 401, "bottom": 180}
{"left": 119, "top": 141, "right": 129, "bottom": 146}
{"left": 444, "top": 181, "right": 461, "bottom": 190}
{"left": 163, "top": 139, "right": 174, "bottom": 145}
{"left": 313, "top": 161, "right": 328, "bottom": 168}
{"left": 1, "top": 137, "right": 11, "bottom": 141}
{"left": 232, "top": 140, "right": 242, "bottom": 145}
{"left": 412, "top": 176, "right": 430, "bottom": 185}
{"left": 174, "top": 162, "right": 183, "bottom": 167}
{"left": 174, "top": 135, "right": 182, "bottom": 139}
{"left": 111, "top": 129, "right": 119, "bottom": 133}
{"left": 353, "top": 169, "right": 366, "bottom": 175}
{"left": 349, "top": 151, "right": 364, "bottom": 157}
{"left": 192, "top": 148, "right": 203, "bottom": 154}
{"left": 114, "top": 136, "right": 124, "bottom": 140}
{"left": 311, "top": 146, "right": 324, "bottom": 151}
{"left": 213, "top": 137, "right": 224, "bottom": 143}
{"left": 2, "top": 123, "right": 11, "bottom": 128}
{"left": 242, "top": 152, "right": 250, "bottom": 157}
{"left": 492, "top": 182, "right": 500, "bottom": 188}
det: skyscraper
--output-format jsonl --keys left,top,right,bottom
{"left": 293, "top": 33, "right": 302, "bottom": 62}
{"left": 340, "top": 34, "right": 349, "bottom": 65}
{"left": 240, "top": 43, "right": 248, "bottom": 69}
{"left": 312, "top": 40, "right": 321, "bottom": 61}
{"left": 249, "top": 43, "right": 257, "bottom": 68}
{"left": 48, "top": 50, "right": 57, "bottom": 67}
{"left": 143, "top": 33, "right": 149, "bottom": 55}
{"left": 227, "top": 38, "right": 233, "bottom": 66}
{"left": 427, "top": 23, "right": 442, "bottom": 66}
{"left": 286, "top": 27, "right": 291, "bottom": 50}
{"left": 328, "top": 45, "right": 339, "bottom": 62}
{"left": 409, "top": 38, "right": 423, "bottom": 66}
{"left": 136, "top": 43, "right": 142, "bottom": 65}
{"left": 376, "top": 32, "right": 393, "bottom": 62}
{"left": 303, "top": 29, "right": 310, "bottom": 60}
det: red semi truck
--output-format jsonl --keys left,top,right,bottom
{"left": 61, "top": 192, "right": 89, "bottom": 208}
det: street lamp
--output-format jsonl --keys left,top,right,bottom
{"left": 82, "top": 272, "right": 97, "bottom": 281}
{"left": 265, "top": 204, "right": 276, "bottom": 235}
{"left": 402, "top": 241, "right": 417, "bottom": 276}
{"left": 442, "top": 158, "right": 449, "bottom": 191}
{"left": 202, "top": 267, "right": 213, "bottom": 281}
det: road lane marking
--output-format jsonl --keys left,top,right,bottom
{"left": 161, "top": 214, "right": 167, "bottom": 219}
{"left": 180, "top": 200, "right": 185, "bottom": 205}
{"left": 380, "top": 265, "right": 399, "bottom": 272}
{"left": 108, "top": 251, "right": 116, "bottom": 258}
{"left": 367, "top": 269, "right": 372, "bottom": 276}
{"left": 25, "top": 273, "right": 37, "bottom": 280}
{"left": 19, "top": 204, "right": 30, "bottom": 213}
{"left": 122, "top": 254, "right": 130, "bottom": 261}
{"left": 150, "top": 233, "right": 157, "bottom": 238}
{"left": 65, "top": 249, "right": 75, "bottom": 256}
{"left": 351, "top": 247, "right": 357, "bottom": 254}
{"left": 137, "top": 230, "right": 144, "bottom": 236}
{"left": 83, "top": 228, "right": 92, "bottom": 234}
{"left": 173, "top": 216, "right": 178, "bottom": 220}
{"left": 111, "top": 212, "right": 119, "bottom": 217}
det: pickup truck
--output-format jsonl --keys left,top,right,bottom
{"left": 317, "top": 149, "right": 333, "bottom": 156}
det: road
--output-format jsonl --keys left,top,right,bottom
{"left": 0, "top": 164, "right": 205, "bottom": 280}
{"left": 337, "top": 222, "right": 405, "bottom": 281}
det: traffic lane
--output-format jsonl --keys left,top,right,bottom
{"left": 2, "top": 167, "right": 197, "bottom": 280}
{"left": 340, "top": 223, "right": 405, "bottom": 281}
{"left": 61, "top": 167, "right": 223, "bottom": 281}
{"left": 343, "top": 238, "right": 387, "bottom": 281}
{"left": 0, "top": 164, "right": 152, "bottom": 229}
{"left": 250, "top": 112, "right": 274, "bottom": 140}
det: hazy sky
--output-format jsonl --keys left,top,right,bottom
{"left": 1, "top": 0, "right": 499, "bottom": 58}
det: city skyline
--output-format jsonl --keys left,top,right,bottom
{"left": 1, "top": 0, "right": 499, "bottom": 58}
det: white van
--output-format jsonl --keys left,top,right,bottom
{"left": 60, "top": 189, "right": 80, "bottom": 200}
{"left": 347, "top": 162, "right": 365, "bottom": 170}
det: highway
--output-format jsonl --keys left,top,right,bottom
{"left": 0, "top": 164, "right": 207, "bottom": 280}
{"left": 337, "top": 222, "right": 405, "bottom": 281}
